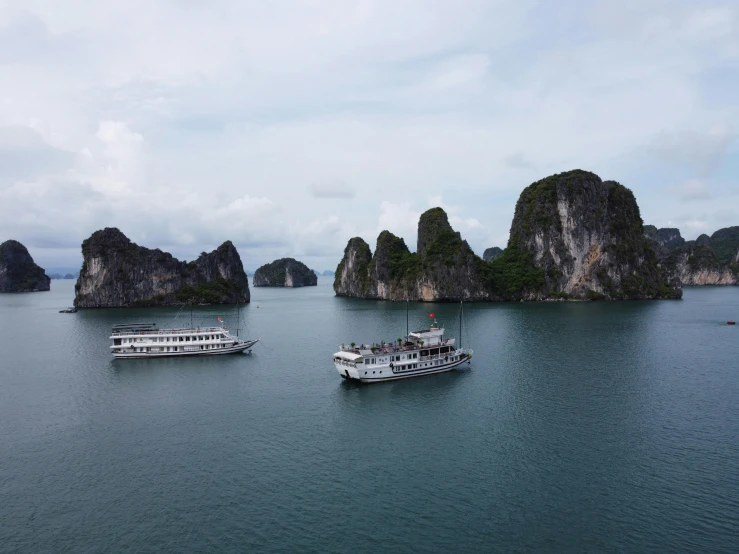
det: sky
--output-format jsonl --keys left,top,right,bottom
{"left": 1, "top": 0, "right": 737, "bottom": 272}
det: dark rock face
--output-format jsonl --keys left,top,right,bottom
{"left": 482, "top": 247, "right": 503, "bottom": 261}
{"left": 501, "top": 170, "right": 680, "bottom": 300}
{"left": 74, "top": 228, "right": 250, "bottom": 308}
{"left": 646, "top": 225, "right": 739, "bottom": 285}
{"left": 0, "top": 240, "right": 51, "bottom": 292}
{"left": 334, "top": 209, "right": 493, "bottom": 301}
{"left": 253, "top": 258, "right": 317, "bottom": 287}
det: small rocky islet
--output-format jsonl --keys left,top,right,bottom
{"left": 0, "top": 240, "right": 51, "bottom": 292}
{"left": 253, "top": 258, "right": 317, "bottom": 287}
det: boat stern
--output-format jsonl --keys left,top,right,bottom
{"left": 333, "top": 351, "right": 363, "bottom": 380}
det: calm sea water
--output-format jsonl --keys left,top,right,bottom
{"left": 1, "top": 279, "right": 738, "bottom": 553}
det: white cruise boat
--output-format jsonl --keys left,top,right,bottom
{"left": 110, "top": 322, "right": 258, "bottom": 359}
{"left": 333, "top": 317, "right": 472, "bottom": 383}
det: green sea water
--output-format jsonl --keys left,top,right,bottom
{"left": 1, "top": 279, "right": 738, "bottom": 553}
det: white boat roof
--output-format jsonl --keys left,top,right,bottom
{"left": 334, "top": 351, "right": 363, "bottom": 361}
{"left": 110, "top": 326, "right": 227, "bottom": 337}
{"left": 409, "top": 327, "right": 444, "bottom": 338}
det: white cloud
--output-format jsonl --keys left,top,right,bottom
{"left": 308, "top": 181, "right": 355, "bottom": 199}
{"left": 649, "top": 125, "right": 735, "bottom": 177}
{"left": 677, "top": 179, "right": 711, "bottom": 200}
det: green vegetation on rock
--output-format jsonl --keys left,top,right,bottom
{"left": 708, "top": 227, "right": 739, "bottom": 264}
{"left": 486, "top": 238, "right": 545, "bottom": 298}
{"left": 175, "top": 278, "right": 244, "bottom": 304}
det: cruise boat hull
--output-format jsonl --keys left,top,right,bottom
{"left": 335, "top": 351, "right": 472, "bottom": 383}
{"left": 112, "top": 339, "right": 258, "bottom": 359}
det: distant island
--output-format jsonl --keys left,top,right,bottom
{"left": 74, "top": 228, "right": 250, "bottom": 308}
{"left": 254, "top": 258, "right": 317, "bottom": 287}
{"left": 0, "top": 240, "right": 51, "bottom": 292}
{"left": 48, "top": 273, "right": 76, "bottom": 280}
{"left": 321, "top": 269, "right": 335, "bottom": 277}
{"left": 335, "top": 170, "right": 682, "bottom": 301}
{"left": 482, "top": 247, "right": 503, "bottom": 262}
{"left": 644, "top": 225, "right": 738, "bottom": 286}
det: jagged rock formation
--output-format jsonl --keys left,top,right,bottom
{"left": 334, "top": 171, "right": 684, "bottom": 302}
{"left": 334, "top": 209, "right": 493, "bottom": 301}
{"left": 645, "top": 225, "right": 738, "bottom": 285}
{"left": 482, "top": 247, "right": 503, "bottom": 262}
{"left": 253, "top": 258, "right": 317, "bottom": 287}
{"left": 499, "top": 170, "right": 680, "bottom": 300}
{"left": 74, "top": 228, "right": 250, "bottom": 308}
{"left": 643, "top": 225, "right": 685, "bottom": 259}
{"left": 322, "top": 270, "right": 335, "bottom": 277}
{"left": 0, "top": 240, "right": 51, "bottom": 292}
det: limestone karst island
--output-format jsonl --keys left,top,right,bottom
{"left": 73, "top": 228, "right": 250, "bottom": 308}
{"left": 0, "top": 240, "right": 51, "bottom": 292}
{"left": 253, "top": 258, "right": 318, "bottom": 287}
{"left": 334, "top": 170, "right": 737, "bottom": 302}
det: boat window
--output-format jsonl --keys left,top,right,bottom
{"left": 420, "top": 350, "right": 428, "bottom": 357}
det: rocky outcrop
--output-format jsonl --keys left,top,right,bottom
{"left": 253, "top": 258, "right": 317, "bottom": 287}
{"left": 334, "top": 208, "right": 493, "bottom": 301}
{"left": 74, "top": 228, "right": 250, "bottom": 308}
{"left": 334, "top": 238, "right": 373, "bottom": 297}
{"left": 0, "top": 240, "right": 50, "bottom": 292}
{"left": 665, "top": 245, "right": 738, "bottom": 285}
{"left": 643, "top": 225, "right": 685, "bottom": 259}
{"left": 482, "top": 247, "right": 503, "bottom": 261}
{"left": 645, "top": 225, "right": 738, "bottom": 286}
{"left": 498, "top": 170, "right": 680, "bottom": 300}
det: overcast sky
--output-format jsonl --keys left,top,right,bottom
{"left": 1, "top": 0, "right": 737, "bottom": 271}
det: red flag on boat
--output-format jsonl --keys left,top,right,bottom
{"left": 217, "top": 317, "right": 222, "bottom": 322}
{"left": 429, "top": 313, "right": 434, "bottom": 318}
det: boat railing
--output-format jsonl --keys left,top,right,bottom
{"left": 111, "top": 326, "right": 226, "bottom": 336}
{"left": 339, "top": 338, "right": 455, "bottom": 354}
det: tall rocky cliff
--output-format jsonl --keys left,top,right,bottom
{"left": 74, "top": 228, "right": 250, "bottom": 308}
{"left": 334, "top": 208, "right": 492, "bottom": 301}
{"left": 334, "top": 170, "right": 681, "bottom": 302}
{"left": 0, "top": 240, "right": 51, "bottom": 292}
{"left": 253, "top": 258, "right": 317, "bottom": 287}
{"left": 502, "top": 170, "right": 680, "bottom": 300}
{"left": 645, "top": 225, "right": 738, "bottom": 285}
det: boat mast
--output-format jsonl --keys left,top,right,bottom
{"left": 459, "top": 300, "right": 462, "bottom": 349}
{"left": 406, "top": 298, "right": 409, "bottom": 339}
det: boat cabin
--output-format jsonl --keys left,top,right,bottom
{"left": 407, "top": 327, "right": 444, "bottom": 346}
